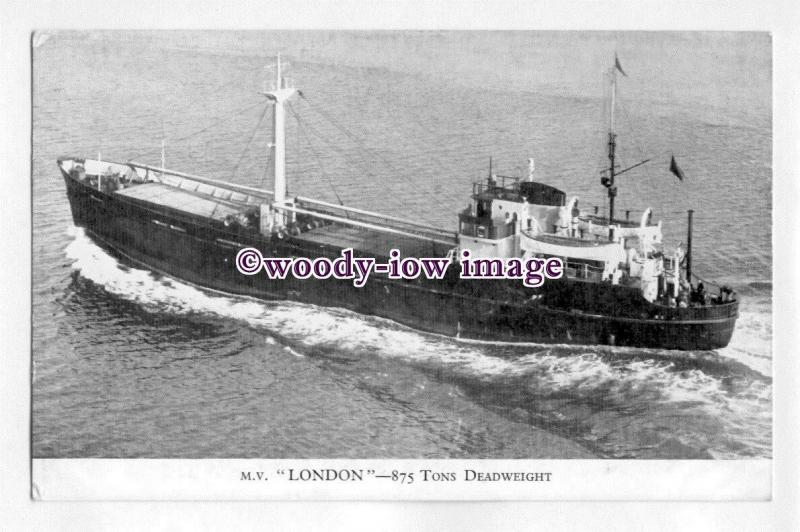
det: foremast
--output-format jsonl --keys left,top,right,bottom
{"left": 261, "top": 54, "right": 297, "bottom": 231}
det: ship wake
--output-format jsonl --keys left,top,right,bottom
{"left": 64, "top": 227, "right": 773, "bottom": 459}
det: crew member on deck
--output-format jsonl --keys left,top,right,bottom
{"left": 691, "top": 282, "right": 706, "bottom": 305}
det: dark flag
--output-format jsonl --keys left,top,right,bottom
{"left": 669, "top": 155, "right": 685, "bottom": 181}
{"left": 614, "top": 54, "right": 628, "bottom": 77}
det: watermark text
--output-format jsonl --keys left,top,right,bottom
{"left": 236, "top": 247, "right": 563, "bottom": 287}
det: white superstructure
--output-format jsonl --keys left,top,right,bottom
{"left": 456, "top": 170, "right": 683, "bottom": 302}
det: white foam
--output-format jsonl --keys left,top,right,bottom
{"left": 717, "top": 297, "right": 773, "bottom": 377}
{"left": 64, "top": 227, "right": 772, "bottom": 457}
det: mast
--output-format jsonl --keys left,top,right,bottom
{"left": 261, "top": 53, "right": 297, "bottom": 228}
{"left": 606, "top": 60, "right": 618, "bottom": 236}
{"left": 602, "top": 55, "right": 652, "bottom": 240}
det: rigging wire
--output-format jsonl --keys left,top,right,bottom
{"left": 171, "top": 100, "right": 266, "bottom": 144}
{"left": 295, "top": 95, "right": 390, "bottom": 180}
{"left": 615, "top": 100, "right": 648, "bottom": 165}
{"left": 614, "top": 81, "right": 678, "bottom": 177}
{"left": 126, "top": 100, "right": 266, "bottom": 162}
{"left": 285, "top": 102, "right": 383, "bottom": 182}
{"left": 315, "top": 93, "right": 452, "bottom": 184}
{"left": 297, "top": 92, "right": 410, "bottom": 176}
{"left": 289, "top": 97, "right": 444, "bottom": 227}
{"left": 296, "top": 93, "right": 447, "bottom": 214}
{"left": 286, "top": 103, "right": 345, "bottom": 206}
{"left": 593, "top": 69, "right": 683, "bottom": 217}
{"left": 297, "top": 61, "right": 466, "bottom": 180}
{"left": 232, "top": 103, "right": 271, "bottom": 179}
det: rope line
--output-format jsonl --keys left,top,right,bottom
{"left": 296, "top": 92, "right": 444, "bottom": 226}
{"left": 296, "top": 95, "right": 391, "bottom": 179}
{"left": 286, "top": 104, "right": 382, "bottom": 182}
{"left": 298, "top": 92, "right": 411, "bottom": 176}
{"left": 171, "top": 100, "right": 266, "bottom": 144}
{"left": 287, "top": 103, "right": 345, "bottom": 207}
{"left": 232, "top": 104, "right": 270, "bottom": 179}
{"left": 126, "top": 100, "right": 266, "bottom": 162}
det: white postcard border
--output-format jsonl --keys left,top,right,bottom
{"left": 32, "top": 459, "right": 771, "bottom": 501}
{"left": 2, "top": 0, "right": 798, "bottom": 529}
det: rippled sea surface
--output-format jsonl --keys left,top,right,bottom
{"left": 32, "top": 31, "right": 772, "bottom": 459}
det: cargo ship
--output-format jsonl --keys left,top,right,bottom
{"left": 59, "top": 55, "right": 738, "bottom": 350}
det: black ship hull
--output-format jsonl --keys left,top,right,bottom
{"left": 63, "top": 173, "right": 738, "bottom": 351}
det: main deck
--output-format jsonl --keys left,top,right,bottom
{"left": 116, "top": 181, "right": 253, "bottom": 222}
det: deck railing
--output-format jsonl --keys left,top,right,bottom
{"left": 294, "top": 196, "right": 455, "bottom": 242}
{"left": 272, "top": 202, "right": 457, "bottom": 247}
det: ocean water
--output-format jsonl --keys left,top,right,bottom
{"left": 32, "top": 31, "right": 772, "bottom": 459}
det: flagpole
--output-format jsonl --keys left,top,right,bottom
{"left": 610, "top": 61, "right": 616, "bottom": 134}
